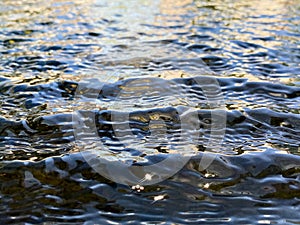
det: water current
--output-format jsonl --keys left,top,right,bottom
{"left": 0, "top": 0, "right": 300, "bottom": 224}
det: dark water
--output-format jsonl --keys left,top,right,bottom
{"left": 1, "top": 0, "right": 300, "bottom": 224}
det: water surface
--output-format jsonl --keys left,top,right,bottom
{"left": 0, "top": 0, "right": 300, "bottom": 224}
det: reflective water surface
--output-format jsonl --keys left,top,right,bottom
{"left": 0, "top": 0, "right": 300, "bottom": 224}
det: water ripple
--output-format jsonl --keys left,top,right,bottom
{"left": 0, "top": 0, "right": 300, "bottom": 224}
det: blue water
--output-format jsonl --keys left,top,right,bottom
{"left": 0, "top": 0, "right": 299, "bottom": 224}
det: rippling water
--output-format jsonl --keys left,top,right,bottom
{"left": 0, "top": 0, "right": 300, "bottom": 224}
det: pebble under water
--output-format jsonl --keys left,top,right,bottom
{"left": 0, "top": 0, "right": 300, "bottom": 224}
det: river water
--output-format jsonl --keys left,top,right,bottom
{"left": 0, "top": 0, "right": 300, "bottom": 224}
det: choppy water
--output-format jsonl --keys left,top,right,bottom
{"left": 0, "top": 0, "right": 300, "bottom": 224}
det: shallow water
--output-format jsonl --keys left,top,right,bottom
{"left": 0, "top": 0, "right": 300, "bottom": 224}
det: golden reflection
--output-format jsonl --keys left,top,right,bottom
{"left": 159, "top": 0, "right": 193, "bottom": 15}
{"left": 193, "top": 0, "right": 299, "bottom": 48}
